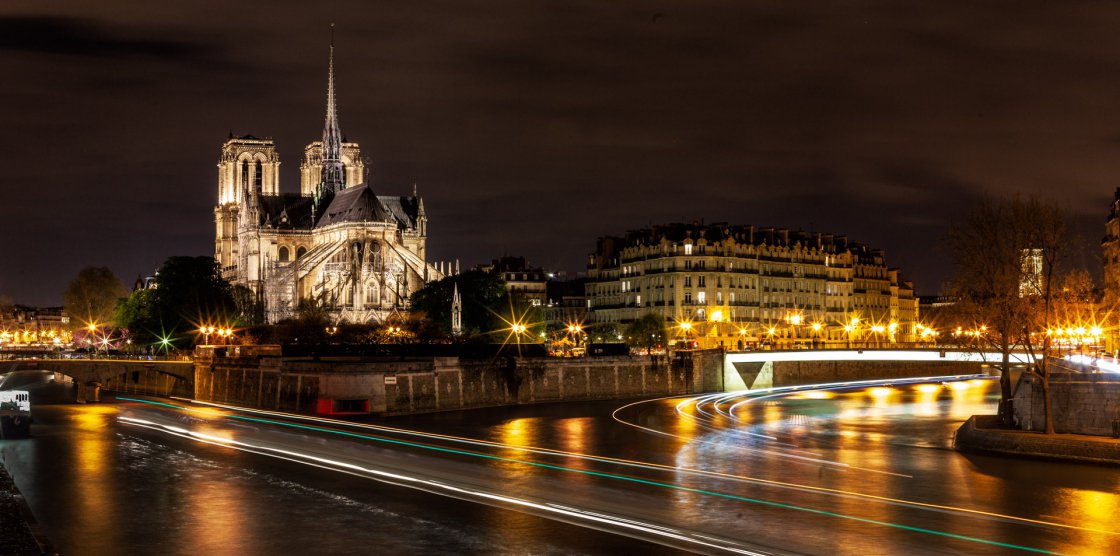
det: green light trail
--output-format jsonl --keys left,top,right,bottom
{"left": 118, "top": 396, "right": 1060, "bottom": 555}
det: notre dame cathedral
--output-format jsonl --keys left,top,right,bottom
{"left": 213, "top": 38, "right": 443, "bottom": 324}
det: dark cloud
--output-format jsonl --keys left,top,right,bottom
{"left": 4, "top": 1, "right": 1120, "bottom": 305}
{"left": 0, "top": 16, "right": 210, "bottom": 60}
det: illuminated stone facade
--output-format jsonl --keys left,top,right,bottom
{"left": 1103, "top": 188, "right": 1120, "bottom": 301}
{"left": 587, "top": 222, "right": 918, "bottom": 348}
{"left": 214, "top": 43, "right": 441, "bottom": 324}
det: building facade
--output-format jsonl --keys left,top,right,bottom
{"left": 586, "top": 222, "right": 918, "bottom": 348}
{"left": 1103, "top": 188, "right": 1120, "bottom": 300}
{"left": 478, "top": 256, "right": 548, "bottom": 306}
{"left": 0, "top": 305, "right": 71, "bottom": 348}
{"left": 214, "top": 41, "right": 441, "bottom": 323}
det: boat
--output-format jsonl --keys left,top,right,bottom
{"left": 0, "top": 390, "right": 31, "bottom": 439}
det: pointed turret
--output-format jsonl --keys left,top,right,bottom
{"left": 451, "top": 283, "right": 463, "bottom": 336}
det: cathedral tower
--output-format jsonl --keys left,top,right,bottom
{"left": 214, "top": 135, "right": 280, "bottom": 278}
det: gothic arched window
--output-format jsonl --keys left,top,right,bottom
{"left": 278, "top": 246, "right": 290, "bottom": 262}
{"left": 254, "top": 160, "right": 263, "bottom": 188}
{"left": 241, "top": 160, "right": 249, "bottom": 187}
{"left": 296, "top": 247, "right": 307, "bottom": 259}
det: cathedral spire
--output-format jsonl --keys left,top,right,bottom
{"left": 319, "top": 24, "right": 344, "bottom": 198}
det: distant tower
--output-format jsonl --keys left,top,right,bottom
{"left": 451, "top": 283, "right": 463, "bottom": 336}
{"left": 1104, "top": 188, "right": 1120, "bottom": 299}
{"left": 315, "top": 25, "right": 345, "bottom": 210}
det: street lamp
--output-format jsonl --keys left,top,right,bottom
{"left": 678, "top": 321, "right": 693, "bottom": 349}
{"left": 566, "top": 323, "right": 584, "bottom": 355}
{"left": 871, "top": 324, "right": 886, "bottom": 348}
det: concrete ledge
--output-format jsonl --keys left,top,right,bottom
{"left": 954, "top": 415, "right": 1120, "bottom": 466}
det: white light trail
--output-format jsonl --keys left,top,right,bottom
{"left": 118, "top": 415, "right": 770, "bottom": 555}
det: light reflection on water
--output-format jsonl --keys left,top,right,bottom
{"left": 4, "top": 403, "right": 666, "bottom": 556}
{"left": 656, "top": 379, "right": 1120, "bottom": 555}
{"left": 2, "top": 378, "right": 1117, "bottom": 555}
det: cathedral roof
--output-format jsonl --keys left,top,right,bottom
{"left": 259, "top": 194, "right": 315, "bottom": 229}
{"left": 378, "top": 195, "right": 422, "bottom": 229}
{"left": 316, "top": 184, "right": 393, "bottom": 227}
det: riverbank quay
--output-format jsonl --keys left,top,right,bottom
{"left": 955, "top": 415, "right": 1120, "bottom": 465}
{"left": 0, "top": 460, "right": 52, "bottom": 555}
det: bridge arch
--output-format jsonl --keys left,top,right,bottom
{"left": 2, "top": 358, "right": 194, "bottom": 398}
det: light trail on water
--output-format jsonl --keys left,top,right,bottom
{"left": 169, "top": 389, "right": 1120, "bottom": 540}
{"left": 113, "top": 394, "right": 1106, "bottom": 552}
{"left": 116, "top": 415, "right": 766, "bottom": 555}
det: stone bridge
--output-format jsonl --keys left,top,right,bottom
{"left": 2, "top": 358, "right": 194, "bottom": 399}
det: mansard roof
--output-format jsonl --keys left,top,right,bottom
{"left": 609, "top": 221, "right": 862, "bottom": 253}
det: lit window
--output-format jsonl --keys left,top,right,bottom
{"left": 685, "top": 244, "right": 693, "bottom": 255}
{"left": 698, "top": 291, "right": 706, "bottom": 304}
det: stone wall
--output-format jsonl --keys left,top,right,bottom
{"left": 1013, "top": 372, "right": 1120, "bottom": 435}
{"left": 771, "top": 360, "right": 983, "bottom": 386}
{"left": 955, "top": 415, "right": 1120, "bottom": 464}
{"left": 193, "top": 349, "right": 722, "bottom": 416}
{"left": 725, "top": 357, "right": 987, "bottom": 391}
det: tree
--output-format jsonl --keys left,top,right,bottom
{"left": 948, "top": 196, "right": 1071, "bottom": 429}
{"left": 231, "top": 284, "right": 264, "bottom": 326}
{"left": 114, "top": 289, "right": 158, "bottom": 345}
{"left": 115, "top": 257, "right": 235, "bottom": 349}
{"left": 626, "top": 312, "right": 668, "bottom": 354}
{"left": 63, "top": 267, "right": 128, "bottom": 329}
{"left": 409, "top": 270, "right": 509, "bottom": 336}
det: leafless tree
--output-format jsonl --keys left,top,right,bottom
{"left": 948, "top": 196, "right": 1072, "bottom": 428}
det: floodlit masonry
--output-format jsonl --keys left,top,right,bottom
{"left": 586, "top": 222, "right": 919, "bottom": 349}
{"left": 213, "top": 35, "right": 444, "bottom": 324}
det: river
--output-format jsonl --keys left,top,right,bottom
{"left": 1, "top": 372, "right": 1117, "bottom": 555}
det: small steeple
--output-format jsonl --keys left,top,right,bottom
{"left": 451, "top": 283, "right": 463, "bottom": 336}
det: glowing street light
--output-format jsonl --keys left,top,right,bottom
{"left": 199, "top": 325, "right": 216, "bottom": 344}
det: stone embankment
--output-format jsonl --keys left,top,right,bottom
{"left": 0, "top": 462, "right": 51, "bottom": 555}
{"left": 954, "top": 415, "right": 1120, "bottom": 465}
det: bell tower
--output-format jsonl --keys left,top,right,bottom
{"left": 214, "top": 135, "right": 280, "bottom": 280}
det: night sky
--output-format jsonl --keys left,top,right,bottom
{"left": 3, "top": 1, "right": 1119, "bottom": 306}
